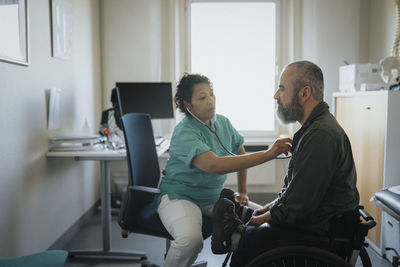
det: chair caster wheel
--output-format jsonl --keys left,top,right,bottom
{"left": 121, "top": 229, "right": 129, "bottom": 238}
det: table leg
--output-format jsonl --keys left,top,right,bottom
{"left": 101, "top": 159, "right": 111, "bottom": 251}
{"left": 69, "top": 160, "right": 147, "bottom": 260}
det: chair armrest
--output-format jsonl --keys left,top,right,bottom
{"left": 128, "top": 185, "right": 161, "bottom": 195}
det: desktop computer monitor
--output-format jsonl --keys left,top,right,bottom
{"left": 115, "top": 82, "right": 174, "bottom": 119}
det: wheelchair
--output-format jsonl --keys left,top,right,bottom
{"left": 245, "top": 206, "right": 376, "bottom": 267}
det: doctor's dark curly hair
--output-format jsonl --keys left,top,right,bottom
{"left": 175, "top": 73, "right": 213, "bottom": 117}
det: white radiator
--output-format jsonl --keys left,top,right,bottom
{"left": 225, "top": 160, "right": 276, "bottom": 185}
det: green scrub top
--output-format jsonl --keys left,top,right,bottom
{"left": 158, "top": 114, "right": 244, "bottom": 207}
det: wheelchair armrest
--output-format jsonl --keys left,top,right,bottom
{"left": 360, "top": 220, "right": 376, "bottom": 232}
{"left": 359, "top": 208, "right": 374, "bottom": 222}
{"left": 355, "top": 220, "right": 376, "bottom": 249}
{"left": 356, "top": 207, "right": 376, "bottom": 244}
{"left": 128, "top": 185, "right": 161, "bottom": 195}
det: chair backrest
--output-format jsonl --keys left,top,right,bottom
{"left": 119, "top": 113, "right": 161, "bottom": 230}
{"left": 122, "top": 113, "right": 161, "bottom": 188}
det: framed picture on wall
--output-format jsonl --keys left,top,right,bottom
{"left": 51, "top": 0, "right": 72, "bottom": 60}
{"left": 0, "top": 0, "right": 29, "bottom": 66}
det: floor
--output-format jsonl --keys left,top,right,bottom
{"left": 61, "top": 210, "right": 394, "bottom": 267}
{"left": 63, "top": 212, "right": 226, "bottom": 267}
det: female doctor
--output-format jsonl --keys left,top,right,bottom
{"left": 157, "top": 73, "right": 291, "bottom": 267}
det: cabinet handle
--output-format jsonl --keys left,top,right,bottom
{"left": 366, "top": 106, "right": 371, "bottom": 110}
{"left": 387, "top": 221, "right": 393, "bottom": 227}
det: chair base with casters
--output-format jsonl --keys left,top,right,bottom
{"left": 118, "top": 113, "right": 212, "bottom": 267}
{"left": 0, "top": 250, "right": 68, "bottom": 267}
{"left": 68, "top": 249, "right": 147, "bottom": 261}
{"left": 243, "top": 206, "right": 376, "bottom": 267}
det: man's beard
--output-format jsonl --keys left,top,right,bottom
{"left": 276, "top": 92, "right": 304, "bottom": 124}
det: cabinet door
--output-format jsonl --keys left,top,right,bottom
{"left": 335, "top": 95, "right": 386, "bottom": 248}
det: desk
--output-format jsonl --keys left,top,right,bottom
{"left": 46, "top": 142, "right": 169, "bottom": 260}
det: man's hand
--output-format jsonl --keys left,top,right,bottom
{"left": 252, "top": 207, "right": 268, "bottom": 216}
{"left": 247, "top": 211, "right": 271, "bottom": 227}
{"left": 252, "top": 199, "right": 275, "bottom": 216}
{"left": 236, "top": 192, "right": 249, "bottom": 206}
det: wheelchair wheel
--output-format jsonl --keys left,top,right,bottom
{"left": 358, "top": 247, "right": 372, "bottom": 267}
{"left": 246, "top": 246, "right": 352, "bottom": 267}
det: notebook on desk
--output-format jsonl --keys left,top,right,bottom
{"left": 48, "top": 135, "right": 106, "bottom": 151}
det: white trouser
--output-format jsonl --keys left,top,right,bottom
{"left": 158, "top": 194, "right": 212, "bottom": 267}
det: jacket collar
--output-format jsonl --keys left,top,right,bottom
{"left": 292, "top": 101, "right": 329, "bottom": 147}
{"left": 301, "top": 101, "right": 329, "bottom": 129}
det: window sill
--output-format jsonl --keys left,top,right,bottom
{"left": 244, "top": 137, "right": 276, "bottom": 146}
{"left": 243, "top": 137, "right": 277, "bottom": 151}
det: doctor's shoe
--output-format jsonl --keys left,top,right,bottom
{"left": 212, "top": 198, "right": 244, "bottom": 254}
{"left": 219, "top": 188, "right": 253, "bottom": 223}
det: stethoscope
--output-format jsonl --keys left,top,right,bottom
{"left": 186, "top": 108, "right": 237, "bottom": 156}
{"left": 186, "top": 108, "right": 292, "bottom": 161}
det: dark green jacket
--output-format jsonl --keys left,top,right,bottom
{"left": 269, "top": 102, "right": 359, "bottom": 235}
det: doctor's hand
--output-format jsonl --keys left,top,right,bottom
{"left": 267, "top": 138, "right": 292, "bottom": 159}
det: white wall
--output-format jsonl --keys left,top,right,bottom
{"left": 101, "top": 0, "right": 163, "bottom": 105}
{"left": 300, "top": 0, "right": 396, "bottom": 106}
{"left": 100, "top": 0, "right": 175, "bottom": 137}
{"left": 301, "top": 0, "right": 367, "bottom": 106}
{"left": 369, "top": 0, "right": 396, "bottom": 63}
{"left": 0, "top": 0, "right": 102, "bottom": 257}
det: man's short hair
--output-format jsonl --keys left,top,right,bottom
{"left": 287, "top": 61, "right": 324, "bottom": 101}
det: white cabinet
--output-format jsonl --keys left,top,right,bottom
{"left": 333, "top": 91, "right": 400, "bottom": 254}
{"left": 382, "top": 212, "right": 400, "bottom": 261}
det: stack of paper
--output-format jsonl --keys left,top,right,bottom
{"left": 49, "top": 135, "right": 106, "bottom": 151}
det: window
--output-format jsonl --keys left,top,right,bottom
{"left": 188, "top": 0, "right": 278, "bottom": 136}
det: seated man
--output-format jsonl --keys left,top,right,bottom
{"left": 212, "top": 61, "right": 360, "bottom": 266}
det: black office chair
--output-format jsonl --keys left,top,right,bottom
{"left": 118, "top": 113, "right": 212, "bottom": 267}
